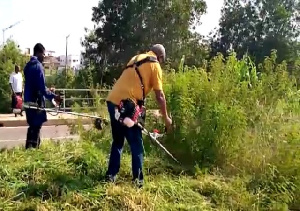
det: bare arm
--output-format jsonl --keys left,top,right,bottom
{"left": 9, "top": 75, "right": 15, "bottom": 94}
{"left": 9, "top": 83, "right": 14, "bottom": 93}
{"left": 151, "top": 62, "right": 171, "bottom": 127}
{"left": 154, "top": 89, "right": 168, "bottom": 120}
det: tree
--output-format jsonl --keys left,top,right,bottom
{"left": 210, "top": 0, "right": 300, "bottom": 65}
{"left": 82, "top": 0, "right": 208, "bottom": 86}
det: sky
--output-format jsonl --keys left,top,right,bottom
{"left": 0, "top": 0, "right": 223, "bottom": 56}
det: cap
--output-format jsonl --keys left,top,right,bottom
{"left": 150, "top": 44, "right": 166, "bottom": 62}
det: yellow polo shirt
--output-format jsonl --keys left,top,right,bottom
{"left": 106, "top": 51, "right": 163, "bottom": 105}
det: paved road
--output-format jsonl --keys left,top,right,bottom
{"left": 0, "top": 125, "right": 81, "bottom": 149}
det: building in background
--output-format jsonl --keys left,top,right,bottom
{"left": 23, "top": 48, "right": 31, "bottom": 63}
{"left": 57, "top": 54, "right": 82, "bottom": 74}
{"left": 24, "top": 48, "right": 30, "bottom": 55}
{"left": 21, "top": 47, "right": 85, "bottom": 75}
{"left": 42, "top": 50, "right": 60, "bottom": 75}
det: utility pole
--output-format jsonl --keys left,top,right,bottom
{"left": 65, "top": 34, "right": 70, "bottom": 76}
{"left": 2, "top": 20, "right": 23, "bottom": 45}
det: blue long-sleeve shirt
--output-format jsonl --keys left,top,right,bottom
{"left": 23, "top": 56, "right": 56, "bottom": 126}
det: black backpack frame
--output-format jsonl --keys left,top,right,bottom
{"left": 124, "top": 55, "right": 158, "bottom": 106}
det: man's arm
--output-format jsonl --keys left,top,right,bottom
{"left": 21, "top": 73, "right": 24, "bottom": 94}
{"left": 154, "top": 89, "right": 168, "bottom": 119}
{"left": 151, "top": 63, "right": 169, "bottom": 119}
{"left": 37, "top": 64, "right": 56, "bottom": 101}
{"left": 9, "top": 74, "right": 15, "bottom": 94}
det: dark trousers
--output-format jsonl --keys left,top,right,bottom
{"left": 25, "top": 125, "right": 41, "bottom": 149}
{"left": 106, "top": 101, "right": 144, "bottom": 182}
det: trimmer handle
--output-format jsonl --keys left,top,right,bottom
{"left": 58, "top": 91, "right": 64, "bottom": 97}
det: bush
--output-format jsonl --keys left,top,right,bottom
{"left": 144, "top": 50, "right": 300, "bottom": 209}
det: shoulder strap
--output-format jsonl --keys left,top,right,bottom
{"left": 125, "top": 55, "right": 158, "bottom": 69}
{"left": 125, "top": 56, "right": 158, "bottom": 103}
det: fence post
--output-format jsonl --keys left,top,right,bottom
{"left": 54, "top": 88, "right": 111, "bottom": 111}
{"left": 63, "top": 89, "right": 66, "bottom": 111}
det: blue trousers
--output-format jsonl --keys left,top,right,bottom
{"left": 106, "top": 101, "right": 144, "bottom": 181}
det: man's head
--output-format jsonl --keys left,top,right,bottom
{"left": 15, "top": 65, "right": 20, "bottom": 73}
{"left": 150, "top": 44, "right": 166, "bottom": 63}
{"left": 33, "top": 43, "right": 45, "bottom": 63}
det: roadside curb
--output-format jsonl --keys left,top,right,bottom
{"left": 0, "top": 117, "right": 93, "bottom": 127}
{"left": 0, "top": 136, "right": 80, "bottom": 150}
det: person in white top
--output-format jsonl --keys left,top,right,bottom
{"left": 9, "top": 65, "right": 23, "bottom": 116}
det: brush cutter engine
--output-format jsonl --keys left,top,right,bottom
{"left": 115, "top": 98, "right": 146, "bottom": 128}
{"left": 12, "top": 95, "right": 23, "bottom": 114}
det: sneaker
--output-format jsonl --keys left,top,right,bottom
{"left": 105, "top": 174, "right": 116, "bottom": 183}
{"left": 132, "top": 178, "right": 143, "bottom": 189}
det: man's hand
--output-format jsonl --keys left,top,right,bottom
{"left": 50, "top": 85, "right": 55, "bottom": 93}
{"left": 154, "top": 89, "right": 173, "bottom": 132}
{"left": 53, "top": 95, "right": 63, "bottom": 106}
{"left": 164, "top": 116, "right": 172, "bottom": 132}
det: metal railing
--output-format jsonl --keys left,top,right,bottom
{"left": 54, "top": 88, "right": 111, "bottom": 111}
{"left": 49, "top": 88, "right": 157, "bottom": 111}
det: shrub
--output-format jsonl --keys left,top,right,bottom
{"left": 143, "top": 50, "right": 300, "bottom": 209}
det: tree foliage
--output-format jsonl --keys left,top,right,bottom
{"left": 210, "top": 0, "right": 300, "bottom": 65}
{"left": 82, "top": 0, "right": 208, "bottom": 85}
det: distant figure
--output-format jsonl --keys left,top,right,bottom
{"left": 23, "top": 43, "right": 62, "bottom": 149}
{"left": 9, "top": 65, "right": 23, "bottom": 117}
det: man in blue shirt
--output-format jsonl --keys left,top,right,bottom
{"left": 23, "top": 43, "right": 62, "bottom": 149}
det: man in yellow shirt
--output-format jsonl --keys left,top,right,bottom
{"left": 105, "top": 44, "right": 172, "bottom": 187}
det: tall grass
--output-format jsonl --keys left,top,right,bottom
{"left": 151, "top": 50, "right": 300, "bottom": 209}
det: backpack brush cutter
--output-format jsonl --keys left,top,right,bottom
{"left": 22, "top": 102, "right": 180, "bottom": 164}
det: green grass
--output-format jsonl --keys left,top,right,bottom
{"left": 0, "top": 136, "right": 211, "bottom": 211}
{"left": 0, "top": 126, "right": 298, "bottom": 211}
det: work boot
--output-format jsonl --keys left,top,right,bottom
{"left": 25, "top": 140, "right": 38, "bottom": 149}
{"left": 25, "top": 126, "right": 41, "bottom": 150}
{"left": 25, "top": 131, "right": 41, "bottom": 149}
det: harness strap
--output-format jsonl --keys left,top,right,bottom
{"left": 125, "top": 55, "right": 158, "bottom": 104}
